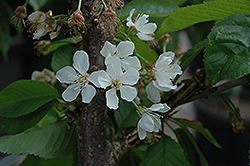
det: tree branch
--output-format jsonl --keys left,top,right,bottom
{"left": 109, "top": 69, "right": 249, "bottom": 163}
{"left": 182, "top": 76, "right": 248, "bottom": 104}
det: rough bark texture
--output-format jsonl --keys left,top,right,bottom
{"left": 72, "top": 0, "right": 117, "bottom": 165}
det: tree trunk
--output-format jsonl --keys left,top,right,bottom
{"left": 73, "top": 0, "right": 116, "bottom": 165}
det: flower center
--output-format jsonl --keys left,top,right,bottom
{"left": 69, "top": 73, "right": 89, "bottom": 90}
{"left": 111, "top": 79, "right": 122, "bottom": 90}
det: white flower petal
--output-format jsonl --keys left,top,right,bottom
{"left": 127, "top": 8, "right": 135, "bottom": 22}
{"left": 106, "top": 57, "right": 122, "bottom": 78}
{"left": 62, "top": 84, "right": 81, "bottom": 102}
{"left": 149, "top": 103, "right": 165, "bottom": 111}
{"left": 165, "top": 64, "right": 183, "bottom": 79}
{"left": 123, "top": 56, "right": 142, "bottom": 70}
{"left": 73, "top": 50, "right": 89, "bottom": 74}
{"left": 136, "top": 32, "right": 154, "bottom": 41}
{"left": 155, "top": 52, "right": 175, "bottom": 70}
{"left": 120, "top": 86, "right": 137, "bottom": 101}
{"left": 28, "top": 11, "right": 45, "bottom": 23}
{"left": 137, "top": 124, "right": 147, "bottom": 140}
{"left": 115, "top": 41, "right": 135, "bottom": 58}
{"left": 157, "top": 103, "right": 171, "bottom": 113}
{"left": 121, "top": 68, "right": 139, "bottom": 85}
{"left": 153, "top": 80, "right": 176, "bottom": 92}
{"left": 100, "top": 41, "right": 116, "bottom": 58}
{"left": 56, "top": 66, "right": 77, "bottom": 84}
{"left": 106, "top": 88, "right": 119, "bottom": 110}
{"left": 89, "top": 70, "right": 104, "bottom": 88}
{"left": 31, "top": 71, "right": 43, "bottom": 81}
{"left": 135, "top": 14, "right": 149, "bottom": 28}
{"left": 151, "top": 115, "right": 161, "bottom": 132}
{"left": 146, "top": 82, "right": 161, "bottom": 103}
{"left": 81, "top": 84, "right": 96, "bottom": 103}
{"left": 137, "top": 23, "right": 157, "bottom": 34}
{"left": 126, "top": 21, "right": 135, "bottom": 27}
{"left": 49, "top": 26, "right": 61, "bottom": 40}
{"left": 155, "top": 71, "right": 179, "bottom": 90}
{"left": 98, "top": 70, "right": 112, "bottom": 89}
{"left": 155, "top": 71, "right": 172, "bottom": 88}
{"left": 139, "top": 113, "right": 154, "bottom": 132}
{"left": 33, "top": 25, "right": 47, "bottom": 40}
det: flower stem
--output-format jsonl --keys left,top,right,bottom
{"left": 115, "top": 31, "right": 131, "bottom": 41}
{"left": 132, "top": 101, "right": 139, "bottom": 110}
{"left": 77, "top": 0, "right": 83, "bottom": 11}
{"left": 163, "top": 41, "right": 167, "bottom": 53}
{"left": 23, "top": 0, "right": 31, "bottom": 7}
{"left": 53, "top": 14, "right": 69, "bottom": 19}
{"left": 101, "top": 0, "right": 108, "bottom": 10}
{"left": 135, "top": 52, "right": 148, "bottom": 64}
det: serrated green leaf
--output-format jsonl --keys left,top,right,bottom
{"left": 20, "top": 153, "right": 77, "bottom": 166}
{"left": 0, "top": 80, "right": 59, "bottom": 118}
{"left": 180, "top": 38, "right": 207, "bottom": 71}
{"left": 51, "top": 45, "right": 77, "bottom": 72}
{"left": 42, "top": 36, "right": 82, "bottom": 55}
{"left": 174, "top": 128, "right": 209, "bottom": 166}
{"left": 29, "top": 0, "right": 49, "bottom": 10}
{"left": 114, "top": 99, "right": 139, "bottom": 128}
{"left": 0, "top": 120, "right": 77, "bottom": 159}
{"left": 117, "top": 0, "right": 179, "bottom": 19}
{"left": 174, "top": 128, "right": 197, "bottom": 166}
{"left": 204, "top": 13, "right": 250, "bottom": 85}
{"left": 0, "top": 101, "right": 54, "bottom": 135}
{"left": 130, "top": 36, "right": 158, "bottom": 62}
{"left": 174, "top": 118, "right": 221, "bottom": 148}
{"left": 140, "top": 133, "right": 190, "bottom": 166}
{"left": 156, "top": 0, "right": 250, "bottom": 37}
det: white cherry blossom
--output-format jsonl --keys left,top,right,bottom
{"left": 90, "top": 57, "right": 139, "bottom": 110}
{"left": 100, "top": 40, "right": 141, "bottom": 71}
{"left": 56, "top": 50, "right": 96, "bottom": 103}
{"left": 27, "top": 10, "right": 62, "bottom": 40}
{"left": 126, "top": 9, "right": 157, "bottom": 41}
{"left": 31, "top": 68, "right": 56, "bottom": 86}
{"left": 137, "top": 103, "right": 171, "bottom": 140}
{"left": 146, "top": 51, "right": 182, "bottom": 103}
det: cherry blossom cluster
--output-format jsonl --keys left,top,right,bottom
{"left": 28, "top": 8, "right": 183, "bottom": 140}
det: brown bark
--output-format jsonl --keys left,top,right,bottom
{"left": 72, "top": 0, "right": 117, "bottom": 165}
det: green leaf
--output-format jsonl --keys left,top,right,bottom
{"left": 140, "top": 133, "right": 190, "bottom": 166}
{"left": 20, "top": 153, "right": 77, "bottom": 166}
{"left": 180, "top": 38, "right": 207, "bottom": 71}
{"left": 0, "top": 120, "right": 77, "bottom": 159}
{"left": 0, "top": 101, "right": 54, "bottom": 135}
{"left": 0, "top": 80, "right": 60, "bottom": 118}
{"left": 130, "top": 36, "right": 158, "bottom": 62}
{"left": 117, "top": 147, "right": 143, "bottom": 166}
{"left": 117, "top": 0, "right": 179, "bottom": 19}
{"left": 204, "top": 13, "right": 250, "bottom": 85}
{"left": 174, "top": 128, "right": 197, "bottom": 166}
{"left": 29, "top": 0, "right": 49, "bottom": 10}
{"left": 174, "top": 128, "right": 208, "bottom": 166}
{"left": 174, "top": 118, "right": 221, "bottom": 148}
{"left": 114, "top": 99, "right": 139, "bottom": 128}
{"left": 42, "top": 36, "right": 82, "bottom": 55}
{"left": 169, "top": 0, "right": 188, "bottom": 6}
{"left": 51, "top": 45, "right": 77, "bottom": 72}
{"left": 156, "top": 0, "right": 250, "bottom": 37}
